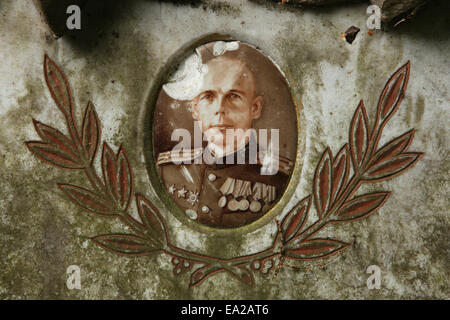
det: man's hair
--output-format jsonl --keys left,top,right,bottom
{"left": 205, "top": 55, "right": 259, "bottom": 97}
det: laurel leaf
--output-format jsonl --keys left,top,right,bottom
{"left": 284, "top": 239, "right": 350, "bottom": 260}
{"left": 26, "top": 141, "right": 83, "bottom": 169}
{"left": 33, "top": 119, "right": 79, "bottom": 157}
{"left": 229, "top": 266, "right": 255, "bottom": 287}
{"left": 377, "top": 61, "right": 410, "bottom": 122}
{"left": 330, "top": 144, "right": 350, "bottom": 205}
{"left": 313, "top": 148, "right": 333, "bottom": 219}
{"left": 281, "top": 196, "right": 311, "bottom": 242}
{"left": 91, "top": 234, "right": 158, "bottom": 256}
{"left": 136, "top": 194, "right": 168, "bottom": 244}
{"left": 335, "top": 192, "right": 389, "bottom": 221}
{"left": 117, "top": 146, "right": 133, "bottom": 210}
{"left": 349, "top": 101, "right": 370, "bottom": 169}
{"left": 365, "top": 130, "right": 420, "bottom": 181}
{"left": 81, "top": 101, "right": 100, "bottom": 164}
{"left": 44, "top": 54, "right": 73, "bottom": 118}
{"left": 365, "top": 153, "right": 422, "bottom": 181}
{"left": 189, "top": 265, "right": 222, "bottom": 287}
{"left": 100, "top": 143, "right": 133, "bottom": 210}
{"left": 58, "top": 184, "right": 113, "bottom": 215}
{"left": 101, "top": 143, "right": 119, "bottom": 200}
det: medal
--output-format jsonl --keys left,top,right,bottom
{"left": 218, "top": 195, "right": 227, "bottom": 208}
{"left": 249, "top": 200, "right": 261, "bottom": 213}
{"left": 227, "top": 199, "right": 239, "bottom": 211}
{"left": 238, "top": 199, "right": 249, "bottom": 211}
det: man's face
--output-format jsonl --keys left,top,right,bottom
{"left": 191, "top": 58, "right": 263, "bottom": 155}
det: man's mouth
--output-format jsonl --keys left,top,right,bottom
{"left": 209, "top": 124, "right": 234, "bottom": 132}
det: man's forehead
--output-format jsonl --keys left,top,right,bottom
{"left": 202, "top": 57, "right": 255, "bottom": 90}
{"left": 206, "top": 57, "right": 249, "bottom": 75}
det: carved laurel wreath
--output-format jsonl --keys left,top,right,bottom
{"left": 26, "top": 55, "right": 422, "bottom": 287}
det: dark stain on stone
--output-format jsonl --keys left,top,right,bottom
{"left": 36, "top": 201, "right": 71, "bottom": 298}
{"left": 415, "top": 95, "right": 425, "bottom": 123}
{"left": 356, "top": 32, "right": 404, "bottom": 111}
{"left": 405, "top": 96, "right": 412, "bottom": 126}
{"left": 155, "top": 0, "right": 203, "bottom": 7}
{"left": 276, "top": 18, "right": 350, "bottom": 101}
{"left": 202, "top": 1, "right": 241, "bottom": 18}
{"left": 249, "top": 0, "right": 365, "bottom": 13}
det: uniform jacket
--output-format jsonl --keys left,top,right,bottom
{"left": 157, "top": 144, "right": 293, "bottom": 228}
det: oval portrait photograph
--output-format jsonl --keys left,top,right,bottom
{"left": 152, "top": 41, "right": 299, "bottom": 229}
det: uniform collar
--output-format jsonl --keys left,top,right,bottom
{"left": 203, "top": 135, "right": 263, "bottom": 169}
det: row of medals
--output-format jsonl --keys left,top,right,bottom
{"left": 217, "top": 177, "right": 276, "bottom": 213}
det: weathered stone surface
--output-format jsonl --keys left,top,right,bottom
{"left": 0, "top": 0, "right": 448, "bottom": 299}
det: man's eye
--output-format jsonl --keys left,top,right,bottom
{"left": 201, "top": 94, "right": 213, "bottom": 101}
{"left": 228, "top": 93, "right": 240, "bottom": 100}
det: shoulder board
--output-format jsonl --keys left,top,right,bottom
{"left": 257, "top": 154, "right": 294, "bottom": 175}
{"left": 277, "top": 155, "right": 294, "bottom": 175}
{"left": 157, "top": 148, "right": 203, "bottom": 165}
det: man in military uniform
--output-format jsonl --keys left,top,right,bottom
{"left": 157, "top": 55, "right": 293, "bottom": 228}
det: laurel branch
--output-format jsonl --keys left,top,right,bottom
{"left": 26, "top": 55, "right": 423, "bottom": 287}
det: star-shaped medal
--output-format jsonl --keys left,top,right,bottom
{"left": 187, "top": 190, "right": 199, "bottom": 206}
{"left": 177, "top": 187, "right": 187, "bottom": 198}
{"left": 168, "top": 185, "right": 176, "bottom": 195}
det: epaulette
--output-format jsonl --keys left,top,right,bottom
{"left": 258, "top": 154, "right": 294, "bottom": 175}
{"left": 157, "top": 148, "right": 203, "bottom": 165}
{"left": 277, "top": 155, "right": 294, "bottom": 175}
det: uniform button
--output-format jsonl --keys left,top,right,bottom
{"left": 185, "top": 209, "right": 197, "bottom": 220}
{"left": 218, "top": 196, "right": 227, "bottom": 208}
{"left": 201, "top": 206, "right": 210, "bottom": 214}
{"left": 208, "top": 173, "right": 217, "bottom": 181}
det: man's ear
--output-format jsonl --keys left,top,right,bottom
{"left": 251, "top": 96, "right": 264, "bottom": 119}
{"left": 191, "top": 100, "right": 199, "bottom": 120}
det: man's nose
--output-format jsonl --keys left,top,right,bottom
{"left": 215, "top": 95, "right": 226, "bottom": 115}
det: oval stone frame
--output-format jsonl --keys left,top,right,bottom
{"left": 143, "top": 35, "right": 306, "bottom": 236}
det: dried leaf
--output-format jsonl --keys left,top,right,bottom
{"left": 284, "top": 239, "right": 350, "bottom": 260}
{"left": 313, "top": 148, "right": 333, "bottom": 219}
{"left": 342, "top": 26, "right": 360, "bottom": 44}
{"left": 92, "top": 234, "right": 157, "bottom": 256}
{"left": 335, "top": 192, "right": 389, "bottom": 221}
{"left": 81, "top": 101, "right": 100, "bottom": 164}
{"left": 281, "top": 196, "right": 311, "bottom": 242}
{"left": 58, "top": 184, "right": 113, "bottom": 215}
